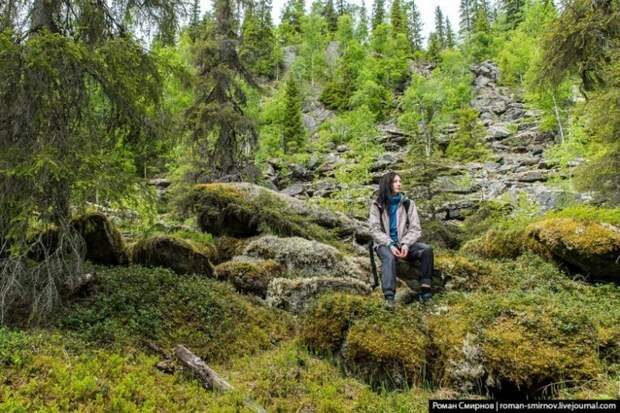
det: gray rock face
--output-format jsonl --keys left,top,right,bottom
{"left": 266, "top": 276, "right": 371, "bottom": 313}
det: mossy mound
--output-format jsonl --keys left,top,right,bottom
{"left": 300, "top": 293, "right": 428, "bottom": 389}
{"left": 130, "top": 235, "right": 214, "bottom": 276}
{"left": 460, "top": 227, "right": 527, "bottom": 259}
{"left": 56, "top": 265, "right": 294, "bottom": 361}
{"left": 72, "top": 213, "right": 128, "bottom": 265}
{"left": 435, "top": 253, "right": 508, "bottom": 292}
{"left": 27, "top": 212, "right": 128, "bottom": 265}
{"left": 421, "top": 220, "right": 463, "bottom": 249}
{"left": 179, "top": 183, "right": 370, "bottom": 248}
{"left": 214, "top": 257, "right": 283, "bottom": 298}
{"left": 243, "top": 235, "right": 365, "bottom": 279}
{"left": 342, "top": 314, "right": 428, "bottom": 388}
{"left": 266, "top": 276, "right": 371, "bottom": 313}
{"left": 525, "top": 218, "right": 620, "bottom": 281}
{"left": 427, "top": 269, "right": 620, "bottom": 396}
{"left": 212, "top": 235, "right": 251, "bottom": 264}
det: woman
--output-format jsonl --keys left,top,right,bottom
{"left": 368, "top": 171, "right": 434, "bottom": 307}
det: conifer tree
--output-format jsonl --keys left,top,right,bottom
{"left": 281, "top": 0, "right": 306, "bottom": 41}
{"left": 187, "top": 0, "right": 260, "bottom": 177}
{"left": 459, "top": 0, "right": 475, "bottom": 38}
{"left": 356, "top": 0, "right": 370, "bottom": 42}
{"left": 323, "top": 0, "right": 338, "bottom": 32}
{"left": 372, "top": 0, "right": 385, "bottom": 31}
{"left": 283, "top": 75, "right": 305, "bottom": 153}
{"left": 407, "top": 0, "right": 423, "bottom": 52}
{"left": 502, "top": 0, "right": 526, "bottom": 29}
{"left": 434, "top": 6, "right": 445, "bottom": 48}
{"left": 445, "top": 16, "right": 455, "bottom": 48}
{"left": 336, "top": 0, "right": 349, "bottom": 16}
{"left": 390, "top": 0, "right": 406, "bottom": 37}
{"left": 0, "top": 0, "right": 186, "bottom": 321}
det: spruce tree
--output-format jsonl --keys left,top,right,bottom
{"left": 445, "top": 17, "right": 455, "bottom": 48}
{"left": 356, "top": 0, "right": 370, "bottom": 42}
{"left": 323, "top": 0, "right": 338, "bottom": 32}
{"left": 281, "top": 0, "right": 306, "bottom": 41}
{"left": 283, "top": 75, "right": 305, "bottom": 153}
{"left": 371, "top": 0, "right": 385, "bottom": 32}
{"left": 0, "top": 0, "right": 186, "bottom": 321}
{"left": 502, "top": 0, "right": 526, "bottom": 29}
{"left": 390, "top": 0, "right": 406, "bottom": 37}
{"left": 459, "top": 0, "right": 475, "bottom": 39}
{"left": 407, "top": 0, "right": 423, "bottom": 52}
{"left": 434, "top": 6, "right": 445, "bottom": 48}
{"left": 187, "top": 0, "right": 260, "bottom": 177}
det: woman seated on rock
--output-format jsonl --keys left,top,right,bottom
{"left": 368, "top": 171, "right": 434, "bottom": 307}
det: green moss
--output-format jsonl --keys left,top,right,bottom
{"left": 130, "top": 235, "right": 214, "bottom": 276}
{"left": 0, "top": 329, "right": 255, "bottom": 412}
{"left": 427, "top": 264, "right": 620, "bottom": 395}
{"left": 526, "top": 218, "right": 620, "bottom": 279}
{"left": 344, "top": 315, "right": 428, "bottom": 388}
{"left": 55, "top": 265, "right": 294, "bottom": 362}
{"left": 180, "top": 183, "right": 358, "bottom": 254}
{"left": 214, "top": 258, "right": 284, "bottom": 298}
{"left": 300, "top": 293, "right": 382, "bottom": 355}
{"left": 301, "top": 293, "right": 428, "bottom": 389}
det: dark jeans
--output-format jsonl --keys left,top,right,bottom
{"left": 376, "top": 242, "right": 434, "bottom": 300}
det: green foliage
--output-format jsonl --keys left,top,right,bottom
{"left": 399, "top": 50, "right": 473, "bottom": 157}
{"left": 283, "top": 75, "right": 306, "bottom": 154}
{"left": 56, "top": 265, "right": 293, "bottom": 358}
{"left": 292, "top": 13, "right": 329, "bottom": 85}
{"left": 445, "top": 107, "right": 492, "bottom": 162}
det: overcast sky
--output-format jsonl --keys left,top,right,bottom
{"left": 199, "top": 0, "right": 462, "bottom": 47}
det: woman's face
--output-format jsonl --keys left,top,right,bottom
{"left": 391, "top": 175, "right": 402, "bottom": 195}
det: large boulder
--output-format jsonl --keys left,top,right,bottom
{"left": 428, "top": 287, "right": 611, "bottom": 397}
{"left": 72, "top": 213, "right": 128, "bottom": 265}
{"left": 214, "top": 257, "right": 283, "bottom": 298}
{"left": 131, "top": 235, "right": 214, "bottom": 276}
{"left": 179, "top": 183, "right": 371, "bottom": 245}
{"left": 27, "top": 213, "right": 128, "bottom": 265}
{"left": 242, "top": 235, "right": 366, "bottom": 279}
{"left": 526, "top": 218, "right": 620, "bottom": 281}
{"left": 301, "top": 293, "right": 428, "bottom": 389}
{"left": 266, "top": 276, "right": 371, "bottom": 313}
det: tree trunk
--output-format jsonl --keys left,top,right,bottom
{"left": 551, "top": 89, "right": 564, "bottom": 144}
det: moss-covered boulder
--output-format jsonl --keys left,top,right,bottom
{"left": 130, "top": 236, "right": 214, "bottom": 276}
{"left": 427, "top": 278, "right": 620, "bottom": 396}
{"left": 72, "top": 213, "right": 129, "bottom": 265}
{"left": 266, "top": 276, "right": 371, "bottom": 313}
{"left": 526, "top": 218, "right": 620, "bottom": 281}
{"left": 243, "top": 235, "right": 366, "bottom": 279}
{"left": 435, "top": 254, "right": 507, "bottom": 292}
{"left": 301, "top": 293, "right": 428, "bottom": 389}
{"left": 179, "top": 183, "right": 371, "bottom": 246}
{"left": 214, "top": 257, "right": 283, "bottom": 298}
{"left": 460, "top": 227, "right": 527, "bottom": 259}
{"left": 212, "top": 236, "right": 251, "bottom": 264}
{"left": 56, "top": 265, "right": 294, "bottom": 361}
{"left": 421, "top": 220, "right": 463, "bottom": 249}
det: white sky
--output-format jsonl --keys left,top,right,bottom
{"left": 199, "top": 0, "right": 462, "bottom": 47}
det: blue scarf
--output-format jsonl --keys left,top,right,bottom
{"left": 387, "top": 193, "right": 402, "bottom": 243}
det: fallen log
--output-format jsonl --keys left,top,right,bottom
{"left": 174, "top": 345, "right": 232, "bottom": 391}
{"left": 173, "top": 345, "right": 267, "bottom": 413}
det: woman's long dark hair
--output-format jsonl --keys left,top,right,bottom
{"left": 376, "top": 172, "right": 399, "bottom": 209}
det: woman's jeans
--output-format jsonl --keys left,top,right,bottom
{"left": 376, "top": 242, "right": 434, "bottom": 300}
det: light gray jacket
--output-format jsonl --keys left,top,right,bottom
{"left": 368, "top": 193, "right": 422, "bottom": 249}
